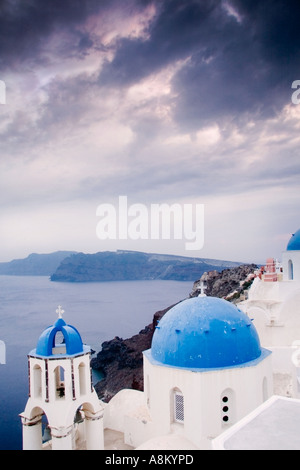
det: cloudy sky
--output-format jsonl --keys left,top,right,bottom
{"left": 0, "top": 0, "right": 299, "bottom": 264}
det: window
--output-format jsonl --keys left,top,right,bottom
{"left": 174, "top": 391, "right": 184, "bottom": 423}
{"left": 221, "top": 388, "right": 235, "bottom": 426}
{"left": 222, "top": 396, "right": 229, "bottom": 422}
{"left": 288, "top": 259, "right": 294, "bottom": 280}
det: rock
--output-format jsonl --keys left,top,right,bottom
{"left": 91, "top": 305, "right": 175, "bottom": 402}
{"left": 189, "top": 264, "right": 257, "bottom": 300}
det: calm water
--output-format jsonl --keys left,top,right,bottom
{"left": 0, "top": 275, "right": 191, "bottom": 450}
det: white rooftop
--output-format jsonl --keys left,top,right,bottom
{"left": 212, "top": 395, "right": 300, "bottom": 450}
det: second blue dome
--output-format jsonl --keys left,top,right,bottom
{"left": 287, "top": 229, "right": 300, "bottom": 251}
{"left": 151, "top": 296, "right": 262, "bottom": 369}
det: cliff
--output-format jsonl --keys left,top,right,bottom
{"left": 91, "top": 263, "right": 257, "bottom": 402}
{"left": 92, "top": 304, "right": 175, "bottom": 402}
{"left": 0, "top": 251, "right": 77, "bottom": 276}
{"left": 51, "top": 250, "right": 242, "bottom": 282}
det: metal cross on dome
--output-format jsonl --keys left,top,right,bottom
{"left": 197, "top": 280, "right": 207, "bottom": 297}
{"left": 56, "top": 305, "right": 65, "bottom": 319}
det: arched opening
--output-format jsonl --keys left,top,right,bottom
{"left": 33, "top": 365, "right": 42, "bottom": 398}
{"left": 73, "top": 406, "right": 85, "bottom": 449}
{"left": 288, "top": 259, "right": 294, "bottom": 280}
{"left": 54, "top": 366, "right": 65, "bottom": 399}
{"left": 22, "top": 406, "right": 48, "bottom": 450}
{"left": 52, "top": 331, "right": 66, "bottom": 355}
{"left": 41, "top": 413, "right": 51, "bottom": 447}
{"left": 80, "top": 401, "right": 104, "bottom": 450}
{"left": 221, "top": 388, "right": 236, "bottom": 427}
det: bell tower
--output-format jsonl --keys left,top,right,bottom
{"left": 20, "top": 306, "right": 104, "bottom": 450}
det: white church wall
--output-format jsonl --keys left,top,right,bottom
{"left": 104, "top": 389, "right": 145, "bottom": 433}
{"left": 189, "top": 357, "right": 272, "bottom": 447}
{"left": 123, "top": 351, "right": 273, "bottom": 450}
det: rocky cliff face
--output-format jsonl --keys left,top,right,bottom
{"left": 91, "top": 264, "right": 257, "bottom": 402}
{"left": 0, "top": 251, "right": 77, "bottom": 276}
{"left": 189, "top": 263, "right": 257, "bottom": 300}
{"left": 91, "top": 305, "right": 175, "bottom": 402}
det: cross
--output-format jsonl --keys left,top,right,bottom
{"left": 197, "top": 280, "right": 207, "bottom": 297}
{"left": 56, "top": 305, "right": 65, "bottom": 319}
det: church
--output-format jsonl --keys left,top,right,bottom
{"left": 20, "top": 229, "right": 300, "bottom": 450}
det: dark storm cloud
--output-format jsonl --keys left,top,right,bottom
{"left": 0, "top": 0, "right": 96, "bottom": 67}
{"left": 98, "top": 0, "right": 300, "bottom": 128}
{"left": 99, "top": 0, "right": 220, "bottom": 86}
{"left": 2, "top": 0, "right": 299, "bottom": 126}
{"left": 172, "top": 0, "right": 300, "bottom": 128}
{"left": 1, "top": 0, "right": 300, "bottom": 152}
{"left": 0, "top": 0, "right": 148, "bottom": 67}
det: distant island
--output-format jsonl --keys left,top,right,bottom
{"left": 0, "top": 249, "right": 246, "bottom": 282}
{"left": 0, "top": 251, "right": 77, "bottom": 276}
{"left": 50, "top": 250, "right": 243, "bottom": 282}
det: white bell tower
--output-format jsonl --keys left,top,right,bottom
{"left": 20, "top": 306, "right": 104, "bottom": 450}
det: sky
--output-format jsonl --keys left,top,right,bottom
{"left": 0, "top": 0, "right": 300, "bottom": 264}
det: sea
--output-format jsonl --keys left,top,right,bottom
{"left": 0, "top": 275, "right": 192, "bottom": 450}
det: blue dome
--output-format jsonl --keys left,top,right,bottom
{"left": 151, "top": 296, "right": 262, "bottom": 369}
{"left": 287, "top": 229, "right": 300, "bottom": 251}
{"left": 34, "top": 317, "right": 84, "bottom": 357}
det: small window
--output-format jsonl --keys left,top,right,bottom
{"left": 288, "top": 259, "right": 294, "bottom": 280}
{"left": 221, "top": 389, "right": 235, "bottom": 426}
{"left": 222, "top": 396, "right": 229, "bottom": 422}
{"left": 174, "top": 391, "right": 184, "bottom": 423}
